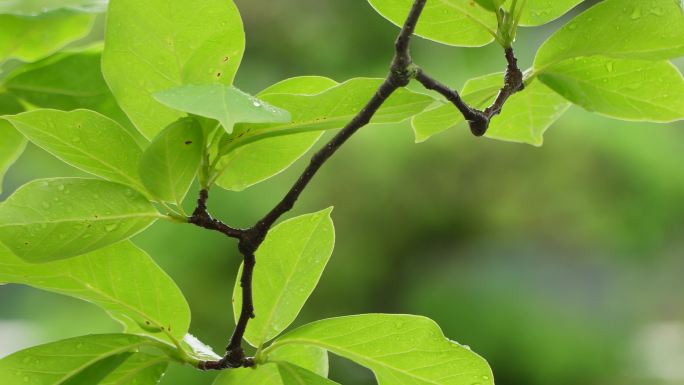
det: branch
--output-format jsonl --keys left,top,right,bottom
{"left": 192, "top": 0, "right": 428, "bottom": 371}
{"left": 415, "top": 47, "right": 524, "bottom": 136}
{"left": 189, "top": 0, "right": 525, "bottom": 371}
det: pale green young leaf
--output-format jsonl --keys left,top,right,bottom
{"left": 3, "top": 48, "right": 141, "bottom": 140}
{"left": 180, "top": 334, "right": 221, "bottom": 362}
{"left": 367, "top": 0, "right": 497, "bottom": 47}
{"left": 0, "top": 12, "right": 94, "bottom": 63}
{"left": 213, "top": 364, "right": 281, "bottom": 385}
{"left": 538, "top": 57, "right": 684, "bottom": 122}
{"left": 4, "top": 109, "right": 145, "bottom": 190}
{"left": 0, "top": 0, "right": 108, "bottom": 16}
{"left": 154, "top": 85, "right": 291, "bottom": 134}
{"left": 413, "top": 73, "right": 570, "bottom": 145}
{"left": 277, "top": 362, "right": 339, "bottom": 385}
{"left": 268, "top": 314, "right": 494, "bottom": 385}
{"left": 0, "top": 334, "right": 169, "bottom": 385}
{"left": 518, "top": 0, "right": 583, "bottom": 26}
{"left": 214, "top": 76, "right": 339, "bottom": 191}
{"left": 102, "top": 0, "right": 245, "bottom": 139}
{"left": 0, "top": 94, "right": 26, "bottom": 195}
{"left": 220, "top": 78, "right": 434, "bottom": 154}
{"left": 0, "top": 240, "right": 191, "bottom": 341}
{"left": 534, "top": 0, "right": 684, "bottom": 70}
{"left": 258, "top": 76, "right": 339, "bottom": 97}
{"left": 213, "top": 345, "right": 328, "bottom": 385}
{"left": 139, "top": 118, "right": 203, "bottom": 204}
{"left": 234, "top": 208, "right": 335, "bottom": 348}
{"left": 214, "top": 132, "right": 322, "bottom": 191}
{"left": 0, "top": 178, "right": 161, "bottom": 262}
{"left": 486, "top": 80, "right": 571, "bottom": 146}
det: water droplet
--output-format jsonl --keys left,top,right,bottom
{"left": 105, "top": 224, "right": 118, "bottom": 232}
{"left": 41, "top": 202, "right": 50, "bottom": 209}
{"left": 57, "top": 184, "right": 65, "bottom": 191}
{"left": 252, "top": 101, "right": 261, "bottom": 107}
{"left": 630, "top": 7, "right": 641, "bottom": 19}
{"left": 606, "top": 62, "right": 614, "bottom": 72}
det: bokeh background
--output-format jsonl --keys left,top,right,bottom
{"left": 2, "top": 1, "right": 684, "bottom": 384}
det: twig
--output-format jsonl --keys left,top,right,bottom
{"left": 189, "top": 0, "right": 524, "bottom": 370}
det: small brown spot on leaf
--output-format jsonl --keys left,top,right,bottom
{"left": 223, "top": 56, "right": 230, "bottom": 62}
{"left": 216, "top": 72, "right": 222, "bottom": 78}
{"left": 184, "top": 140, "right": 193, "bottom": 145}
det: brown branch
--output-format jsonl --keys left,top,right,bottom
{"left": 192, "top": 0, "right": 428, "bottom": 371}
{"left": 415, "top": 47, "right": 524, "bottom": 136}
{"left": 189, "top": 0, "right": 526, "bottom": 372}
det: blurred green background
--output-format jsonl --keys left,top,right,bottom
{"left": 2, "top": 1, "right": 684, "bottom": 384}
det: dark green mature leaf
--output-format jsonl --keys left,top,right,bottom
{"left": 214, "top": 76, "right": 339, "bottom": 191}
{"left": 0, "top": 94, "right": 25, "bottom": 195}
{"left": 220, "top": 78, "right": 434, "bottom": 153}
{"left": 277, "top": 362, "right": 339, "bottom": 385}
{"left": 0, "top": 12, "right": 94, "bottom": 63}
{"left": 267, "top": 314, "right": 494, "bottom": 385}
{"left": 234, "top": 208, "right": 335, "bottom": 348}
{"left": 103, "top": 0, "right": 245, "bottom": 139}
{"left": 0, "top": 240, "right": 191, "bottom": 341}
{"left": 535, "top": 0, "right": 684, "bottom": 70}
{"left": 412, "top": 74, "right": 570, "bottom": 145}
{"left": 154, "top": 85, "right": 291, "bottom": 134}
{"left": 0, "top": 0, "right": 108, "bottom": 16}
{"left": 139, "top": 118, "right": 203, "bottom": 204}
{"left": 0, "top": 334, "right": 170, "bottom": 385}
{"left": 213, "top": 345, "right": 328, "bottom": 385}
{"left": 3, "top": 47, "right": 140, "bottom": 139}
{"left": 0, "top": 178, "right": 162, "bottom": 262}
{"left": 367, "top": 0, "right": 497, "bottom": 47}
{"left": 4, "top": 109, "right": 146, "bottom": 190}
{"left": 539, "top": 57, "right": 684, "bottom": 122}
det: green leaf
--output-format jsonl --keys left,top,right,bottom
{"left": 538, "top": 57, "right": 684, "bottom": 122}
{"left": 0, "top": 178, "right": 161, "bottom": 262}
{"left": 214, "top": 76, "right": 339, "bottom": 191}
{"left": 267, "top": 314, "right": 494, "bottom": 385}
{"left": 259, "top": 76, "right": 339, "bottom": 96}
{"left": 0, "top": 12, "right": 94, "bottom": 63}
{"left": 0, "top": 0, "right": 108, "bottom": 16}
{"left": 213, "top": 345, "right": 328, "bottom": 385}
{"left": 0, "top": 240, "right": 191, "bottom": 341}
{"left": 234, "top": 208, "right": 335, "bottom": 348}
{"left": 154, "top": 85, "right": 291, "bottom": 134}
{"left": 518, "top": 0, "right": 583, "bottom": 26}
{"left": 413, "top": 73, "right": 570, "bottom": 145}
{"left": 59, "top": 353, "right": 168, "bottom": 385}
{"left": 214, "top": 132, "right": 322, "bottom": 192}
{"left": 367, "top": 0, "right": 497, "bottom": 47}
{"left": 534, "top": 0, "right": 684, "bottom": 70}
{"left": 0, "top": 334, "right": 169, "bottom": 385}
{"left": 139, "top": 118, "right": 203, "bottom": 204}
{"left": 221, "top": 78, "right": 434, "bottom": 153}
{"left": 484, "top": 76, "right": 571, "bottom": 146}
{"left": 3, "top": 47, "right": 142, "bottom": 141}
{"left": 102, "top": 0, "right": 245, "bottom": 139}
{"left": 0, "top": 94, "right": 26, "bottom": 195}
{"left": 4, "top": 109, "right": 145, "bottom": 190}
{"left": 277, "top": 362, "right": 339, "bottom": 385}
